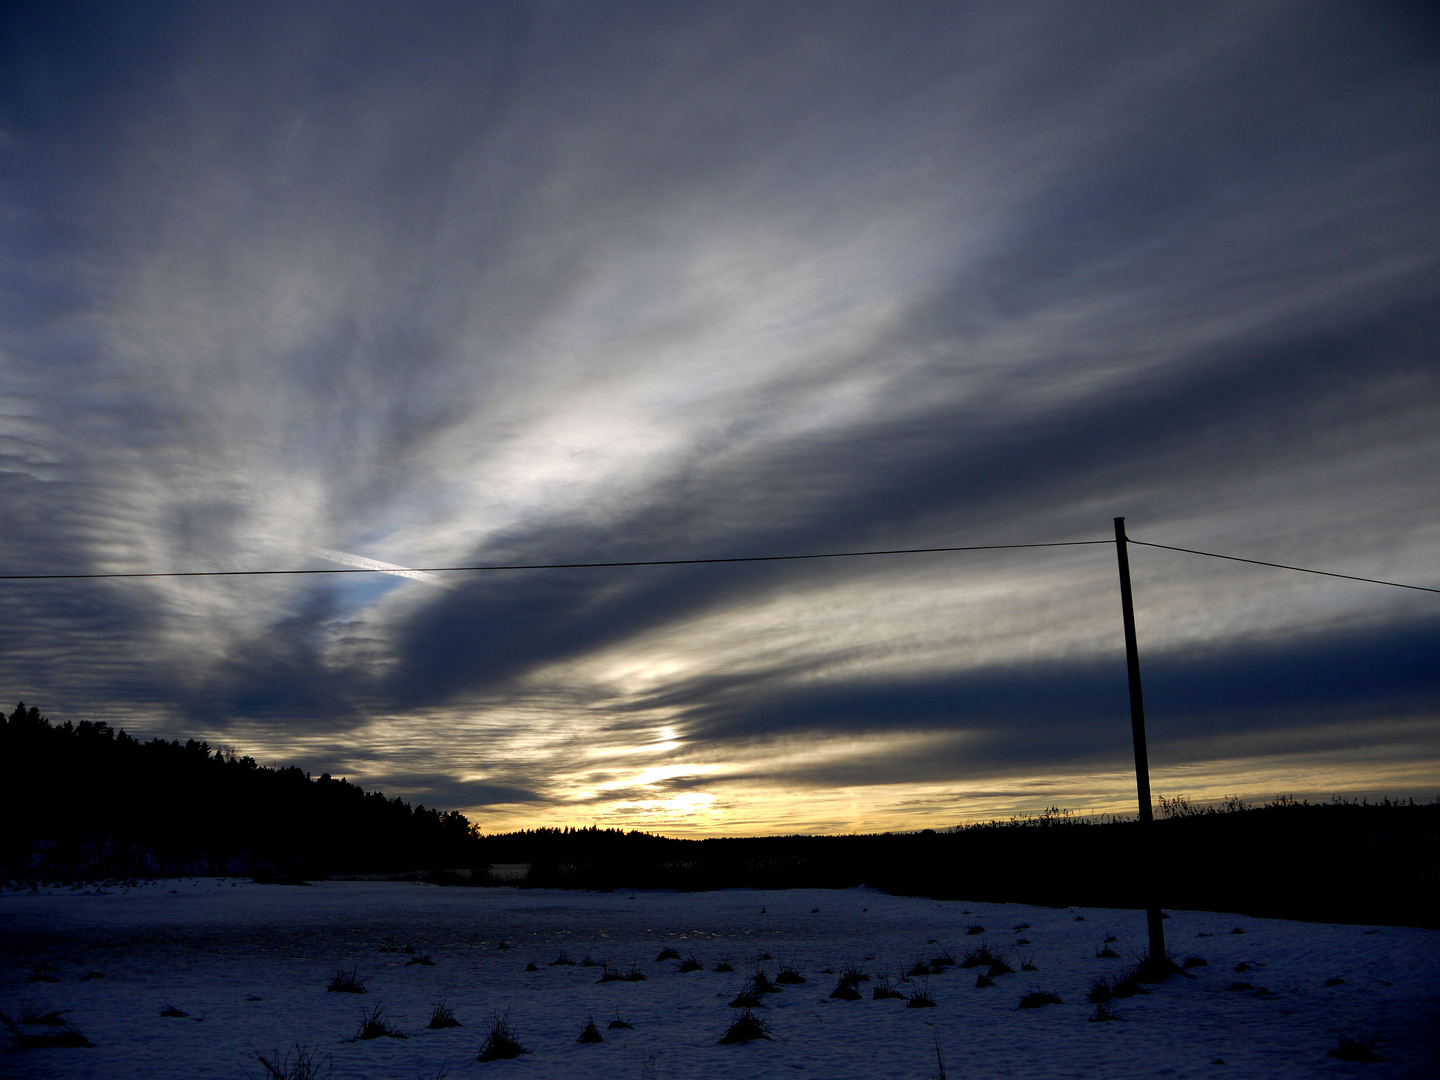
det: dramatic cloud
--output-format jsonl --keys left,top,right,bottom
{"left": 2, "top": 1, "right": 1437, "bottom": 833}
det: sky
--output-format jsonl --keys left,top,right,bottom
{"left": 2, "top": 0, "right": 1437, "bottom": 836}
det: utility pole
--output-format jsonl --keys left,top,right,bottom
{"left": 1113, "top": 516, "right": 1166, "bottom": 965}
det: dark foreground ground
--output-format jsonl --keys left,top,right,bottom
{"left": 6, "top": 882, "right": 1437, "bottom": 1079}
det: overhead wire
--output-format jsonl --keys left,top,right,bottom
{"left": 1129, "top": 538, "right": 1439, "bottom": 595}
{"left": 0, "top": 540, "right": 1111, "bottom": 580}
{"left": 0, "top": 536, "right": 1434, "bottom": 595}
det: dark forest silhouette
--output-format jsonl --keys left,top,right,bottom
{"left": 0, "top": 702, "right": 480, "bottom": 880}
{"left": 3, "top": 702, "right": 1434, "bottom": 928}
{"left": 462, "top": 798, "right": 1438, "bottom": 929}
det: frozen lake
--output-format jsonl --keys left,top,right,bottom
{"left": 2, "top": 880, "right": 1436, "bottom": 1078}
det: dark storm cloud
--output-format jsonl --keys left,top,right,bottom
{"left": 376, "top": 281, "right": 1440, "bottom": 707}
{"left": 1, "top": 1, "right": 1437, "bottom": 819}
{"left": 362, "top": 773, "right": 543, "bottom": 810}
{"left": 642, "top": 613, "right": 1440, "bottom": 757}
{"left": 177, "top": 587, "right": 364, "bottom": 723}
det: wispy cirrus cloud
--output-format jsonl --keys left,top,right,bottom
{"left": 1, "top": 1, "right": 1436, "bottom": 831}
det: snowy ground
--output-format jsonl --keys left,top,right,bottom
{"left": 1, "top": 880, "right": 1436, "bottom": 1079}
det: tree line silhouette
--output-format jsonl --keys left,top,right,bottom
{"left": 4, "top": 701, "right": 1434, "bottom": 927}
{"left": 1, "top": 702, "right": 481, "bottom": 880}
{"left": 456, "top": 799, "right": 1438, "bottom": 928}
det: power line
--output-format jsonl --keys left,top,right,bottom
{"left": 1130, "top": 538, "right": 1440, "bottom": 595}
{"left": 5, "top": 535, "right": 1433, "bottom": 594}
{"left": 0, "top": 540, "right": 1111, "bottom": 581}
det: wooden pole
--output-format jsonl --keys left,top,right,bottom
{"left": 1113, "top": 516, "right": 1166, "bottom": 964}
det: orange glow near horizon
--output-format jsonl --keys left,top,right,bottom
{"left": 455, "top": 752, "right": 1440, "bottom": 838}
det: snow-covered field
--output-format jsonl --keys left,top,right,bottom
{"left": 2, "top": 880, "right": 1436, "bottom": 1079}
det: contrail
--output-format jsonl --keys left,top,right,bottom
{"left": 310, "top": 548, "right": 447, "bottom": 586}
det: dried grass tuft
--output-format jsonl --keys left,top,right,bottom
{"left": 477, "top": 1012, "right": 529, "bottom": 1062}
{"left": 907, "top": 979, "right": 937, "bottom": 1008}
{"left": 250, "top": 1041, "right": 331, "bottom": 1079}
{"left": 17, "top": 1000, "right": 67, "bottom": 1026}
{"left": 428, "top": 996, "right": 461, "bottom": 1029}
{"left": 351, "top": 1005, "right": 405, "bottom": 1041}
{"left": 1089, "top": 1001, "right": 1123, "bottom": 1023}
{"left": 1328, "top": 1034, "right": 1382, "bottom": 1063}
{"left": 775, "top": 958, "right": 805, "bottom": 984}
{"left": 717, "top": 1008, "right": 772, "bottom": 1044}
{"left": 872, "top": 975, "right": 905, "bottom": 1000}
{"left": 326, "top": 967, "right": 368, "bottom": 994}
{"left": 1018, "top": 989, "right": 1063, "bottom": 1009}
